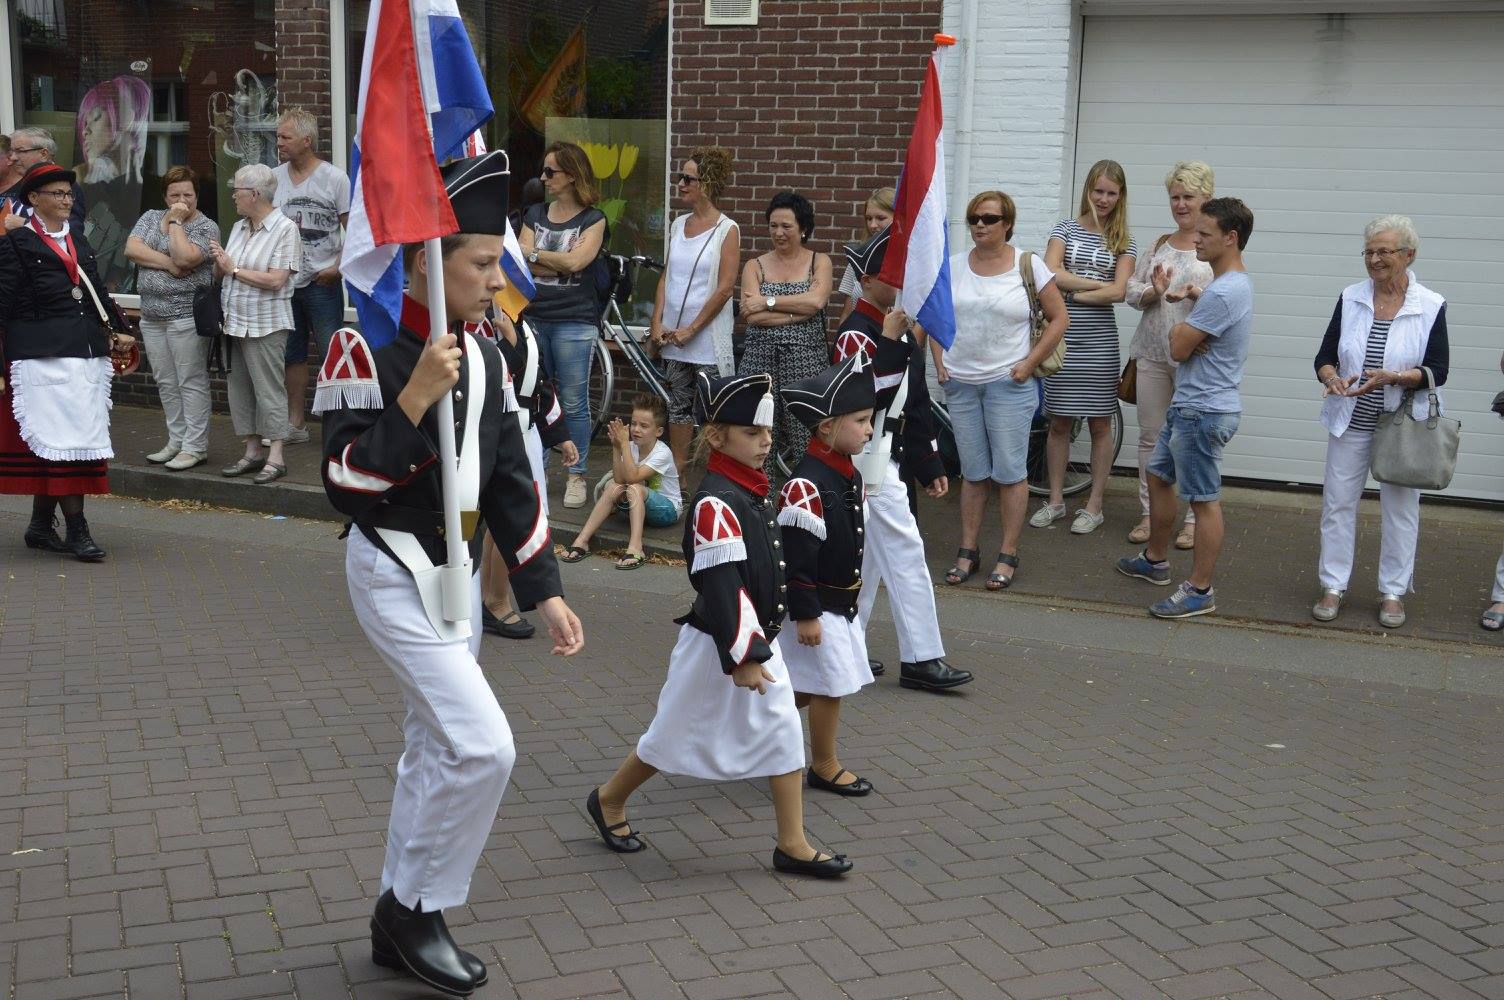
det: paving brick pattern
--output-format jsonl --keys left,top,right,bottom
{"left": 2, "top": 501, "right": 1503, "bottom": 999}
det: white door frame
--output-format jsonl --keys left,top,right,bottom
{"left": 0, "top": 0, "right": 16, "bottom": 134}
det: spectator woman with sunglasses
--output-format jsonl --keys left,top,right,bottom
{"left": 937, "top": 191, "right": 1068, "bottom": 590}
{"left": 519, "top": 141, "right": 608, "bottom": 509}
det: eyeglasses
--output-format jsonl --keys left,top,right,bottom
{"left": 539, "top": 166, "right": 563, "bottom": 179}
{"left": 230, "top": 186, "right": 256, "bottom": 194}
{"left": 672, "top": 173, "right": 700, "bottom": 186}
{"left": 967, "top": 214, "right": 1006, "bottom": 227}
{"left": 10, "top": 146, "right": 44, "bottom": 155}
{"left": 1361, "top": 248, "right": 1410, "bottom": 259}
{"left": 36, "top": 189, "right": 75, "bottom": 201}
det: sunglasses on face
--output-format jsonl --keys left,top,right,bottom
{"left": 672, "top": 173, "right": 700, "bottom": 186}
{"left": 540, "top": 166, "right": 563, "bottom": 179}
{"left": 967, "top": 214, "right": 1005, "bottom": 227}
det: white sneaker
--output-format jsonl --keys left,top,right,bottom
{"left": 1029, "top": 503, "right": 1066, "bottom": 528}
{"left": 284, "top": 426, "right": 311, "bottom": 445}
{"left": 146, "top": 443, "right": 180, "bottom": 464}
{"left": 1070, "top": 509, "right": 1105, "bottom": 535}
{"left": 563, "top": 474, "right": 588, "bottom": 509}
{"left": 165, "top": 452, "right": 206, "bottom": 471}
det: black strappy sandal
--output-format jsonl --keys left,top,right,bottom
{"left": 985, "top": 552, "right": 1019, "bottom": 591}
{"left": 945, "top": 547, "right": 980, "bottom": 586}
{"left": 586, "top": 788, "right": 644, "bottom": 853}
{"left": 560, "top": 545, "right": 589, "bottom": 563}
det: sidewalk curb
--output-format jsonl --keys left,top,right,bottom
{"left": 110, "top": 462, "right": 337, "bottom": 521}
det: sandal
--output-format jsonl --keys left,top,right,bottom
{"left": 615, "top": 551, "right": 646, "bottom": 570}
{"left": 944, "top": 547, "right": 980, "bottom": 586}
{"left": 1481, "top": 609, "right": 1504, "bottom": 632}
{"left": 1175, "top": 523, "right": 1196, "bottom": 550}
{"left": 985, "top": 552, "right": 1019, "bottom": 591}
{"left": 560, "top": 545, "right": 589, "bottom": 563}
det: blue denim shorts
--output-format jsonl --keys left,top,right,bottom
{"left": 285, "top": 282, "right": 346, "bottom": 364}
{"left": 943, "top": 375, "right": 1038, "bottom": 485}
{"left": 617, "top": 487, "right": 680, "bottom": 527}
{"left": 1146, "top": 406, "right": 1240, "bottom": 502}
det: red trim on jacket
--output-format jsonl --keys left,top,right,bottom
{"left": 708, "top": 450, "right": 769, "bottom": 497}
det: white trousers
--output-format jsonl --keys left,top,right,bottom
{"left": 1318, "top": 430, "right": 1420, "bottom": 596}
{"left": 346, "top": 530, "right": 516, "bottom": 912}
{"left": 857, "top": 463, "right": 946, "bottom": 663}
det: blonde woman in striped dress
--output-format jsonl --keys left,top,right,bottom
{"left": 1034, "top": 160, "right": 1137, "bottom": 536}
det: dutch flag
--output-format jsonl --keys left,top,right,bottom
{"left": 341, "top": 0, "right": 494, "bottom": 349}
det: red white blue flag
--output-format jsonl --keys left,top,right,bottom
{"left": 878, "top": 45, "right": 955, "bottom": 349}
{"left": 342, "top": 0, "right": 494, "bottom": 348}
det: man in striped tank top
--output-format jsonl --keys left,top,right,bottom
{"left": 1116, "top": 198, "right": 1255, "bottom": 620}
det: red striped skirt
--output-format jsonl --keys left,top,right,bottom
{"left": 0, "top": 392, "right": 109, "bottom": 496}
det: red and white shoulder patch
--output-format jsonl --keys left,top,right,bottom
{"left": 833, "top": 329, "right": 877, "bottom": 364}
{"left": 691, "top": 496, "right": 747, "bottom": 573}
{"left": 313, "top": 328, "right": 383, "bottom": 413}
{"left": 777, "top": 477, "right": 826, "bottom": 540}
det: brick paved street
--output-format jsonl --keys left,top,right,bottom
{"left": 2, "top": 495, "right": 1503, "bottom": 999}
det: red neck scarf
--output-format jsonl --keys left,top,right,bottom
{"left": 29, "top": 215, "right": 79, "bottom": 287}
{"left": 708, "top": 450, "right": 769, "bottom": 497}
{"left": 806, "top": 436, "right": 856, "bottom": 478}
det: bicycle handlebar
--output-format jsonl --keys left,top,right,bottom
{"left": 610, "top": 253, "right": 664, "bottom": 272}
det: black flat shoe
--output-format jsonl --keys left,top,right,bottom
{"left": 899, "top": 658, "right": 973, "bottom": 692}
{"left": 868, "top": 658, "right": 885, "bottom": 677}
{"left": 369, "top": 889, "right": 475, "bottom": 997}
{"left": 482, "top": 607, "right": 535, "bottom": 639}
{"left": 586, "top": 788, "right": 644, "bottom": 853}
{"left": 373, "top": 936, "right": 487, "bottom": 988}
{"left": 772, "top": 847, "right": 853, "bottom": 879}
{"left": 807, "top": 767, "right": 873, "bottom": 797}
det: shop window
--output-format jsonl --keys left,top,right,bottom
{"left": 345, "top": 0, "right": 669, "bottom": 322}
{"left": 8, "top": 0, "right": 279, "bottom": 292}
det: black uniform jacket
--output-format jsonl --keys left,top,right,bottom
{"left": 320, "top": 296, "right": 562, "bottom": 612}
{"left": 834, "top": 300, "right": 946, "bottom": 486}
{"left": 778, "top": 440, "right": 866, "bottom": 622}
{"left": 676, "top": 451, "right": 789, "bottom": 674}
{"left": 0, "top": 221, "right": 125, "bottom": 363}
{"left": 489, "top": 319, "right": 570, "bottom": 450}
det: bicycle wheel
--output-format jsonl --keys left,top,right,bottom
{"left": 1026, "top": 403, "right": 1122, "bottom": 498}
{"left": 587, "top": 336, "right": 613, "bottom": 441}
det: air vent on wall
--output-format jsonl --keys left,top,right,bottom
{"left": 705, "top": 0, "right": 758, "bottom": 26}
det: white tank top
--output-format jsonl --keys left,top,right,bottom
{"left": 661, "top": 214, "right": 736, "bottom": 370}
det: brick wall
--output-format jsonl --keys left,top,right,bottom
{"left": 275, "top": 0, "right": 336, "bottom": 155}
{"left": 671, "top": 0, "right": 944, "bottom": 266}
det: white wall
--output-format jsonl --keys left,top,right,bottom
{"left": 942, "top": 0, "right": 1077, "bottom": 255}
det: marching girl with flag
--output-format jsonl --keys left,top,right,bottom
{"left": 587, "top": 371, "right": 854, "bottom": 879}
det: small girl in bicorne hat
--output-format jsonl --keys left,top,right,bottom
{"left": 586, "top": 371, "right": 854, "bottom": 879}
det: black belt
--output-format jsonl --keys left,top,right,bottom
{"left": 817, "top": 583, "right": 861, "bottom": 617}
{"left": 679, "top": 610, "right": 783, "bottom": 642}
{"left": 885, "top": 414, "right": 905, "bottom": 435}
{"left": 357, "top": 503, "right": 446, "bottom": 539}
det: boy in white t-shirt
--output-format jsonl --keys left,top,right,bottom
{"left": 561, "top": 394, "right": 681, "bottom": 569}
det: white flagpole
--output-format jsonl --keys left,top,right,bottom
{"left": 424, "top": 236, "right": 472, "bottom": 623}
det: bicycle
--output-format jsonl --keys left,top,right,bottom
{"left": 930, "top": 385, "right": 1123, "bottom": 497}
{"left": 584, "top": 254, "right": 670, "bottom": 440}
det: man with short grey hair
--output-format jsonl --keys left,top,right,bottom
{"left": 3, "top": 128, "right": 86, "bottom": 230}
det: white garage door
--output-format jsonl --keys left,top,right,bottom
{"left": 1073, "top": 11, "right": 1504, "bottom": 500}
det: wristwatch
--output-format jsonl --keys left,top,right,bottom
{"left": 231, "top": 266, "right": 241, "bottom": 280}
{"left": 765, "top": 296, "right": 776, "bottom": 311}
{"left": 528, "top": 250, "right": 539, "bottom": 264}
{"left": 167, "top": 220, "right": 182, "bottom": 227}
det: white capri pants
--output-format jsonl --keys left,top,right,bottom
{"left": 1318, "top": 429, "right": 1420, "bottom": 596}
{"left": 856, "top": 463, "right": 946, "bottom": 664}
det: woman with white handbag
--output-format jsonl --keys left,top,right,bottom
{"left": 1312, "top": 215, "right": 1450, "bottom": 629}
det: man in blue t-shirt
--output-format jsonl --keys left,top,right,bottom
{"left": 1116, "top": 197, "right": 1255, "bottom": 619}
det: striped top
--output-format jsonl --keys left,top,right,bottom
{"left": 1349, "top": 319, "right": 1392, "bottom": 433}
{"left": 1041, "top": 219, "right": 1138, "bottom": 417}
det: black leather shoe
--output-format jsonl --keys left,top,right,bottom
{"left": 24, "top": 515, "right": 69, "bottom": 554}
{"left": 899, "top": 658, "right": 973, "bottom": 691}
{"left": 807, "top": 767, "right": 873, "bottom": 797}
{"left": 586, "top": 788, "right": 644, "bottom": 853}
{"left": 482, "top": 607, "right": 535, "bottom": 639}
{"left": 370, "top": 889, "right": 475, "bottom": 997}
{"left": 62, "top": 513, "right": 105, "bottom": 562}
{"left": 373, "top": 935, "right": 487, "bottom": 988}
{"left": 772, "top": 847, "right": 853, "bottom": 878}
{"left": 868, "top": 658, "right": 885, "bottom": 677}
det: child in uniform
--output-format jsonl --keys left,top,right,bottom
{"left": 586, "top": 372, "right": 853, "bottom": 878}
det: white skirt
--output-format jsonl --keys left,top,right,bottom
{"left": 637, "top": 625, "right": 805, "bottom": 781}
{"left": 777, "top": 612, "right": 873, "bottom": 698}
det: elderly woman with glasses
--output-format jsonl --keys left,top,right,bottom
{"left": 209, "top": 162, "right": 303, "bottom": 485}
{"left": 1311, "top": 215, "right": 1449, "bottom": 629}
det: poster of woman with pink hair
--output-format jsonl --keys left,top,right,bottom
{"left": 74, "top": 75, "right": 151, "bottom": 287}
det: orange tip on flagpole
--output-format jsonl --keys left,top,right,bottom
{"left": 934, "top": 33, "right": 957, "bottom": 46}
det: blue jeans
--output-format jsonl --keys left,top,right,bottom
{"left": 943, "top": 375, "right": 1036, "bottom": 485}
{"left": 532, "top": 320, "right": 597, "bottom": 475}
{"left": 285, "top": 282, "right": 346, "bottom": 364}
{"left": 1146, "top": 406, "right": 1240, "bottom": 502}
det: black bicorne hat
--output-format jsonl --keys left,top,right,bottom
{"left": 842, "top": 223, "right": 890, "bottom": 280}
{"left": 439, "top": 151, "right": 509, "bottom": 236}
{"left": 693, "top": 371, "right": 775, "bottom": 428}
{"left": 781, "top": 352, "right": 876, "bottom": 429}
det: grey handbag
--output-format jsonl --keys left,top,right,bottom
{"left": 1369, "top": 366, "right": 1460, "bottom": 490}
